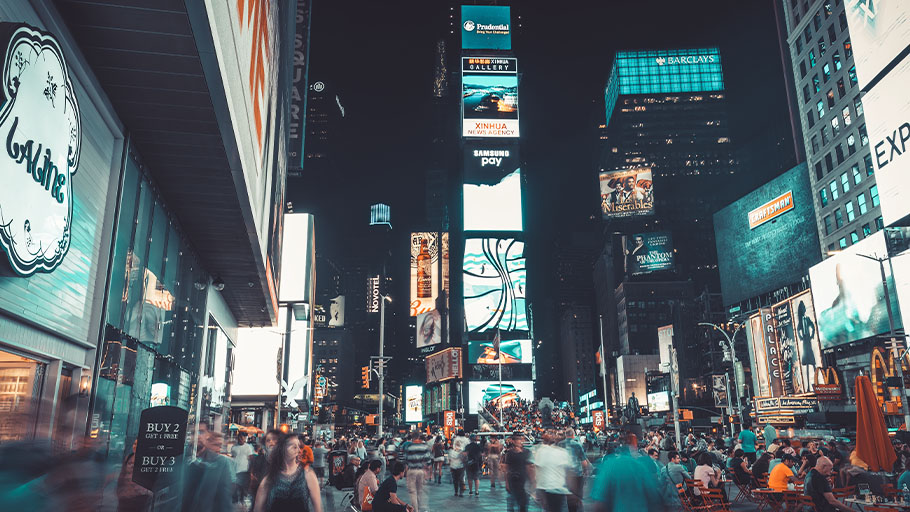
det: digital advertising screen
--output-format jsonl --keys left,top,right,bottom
{"left": 463, "top": 144, "right": 520, "bottom": 183}
{"left": 405, "top": 385, "right": 423, "bottom": 423}
{"left": 809, "top": 231, "right": 903, "bottom": 349}
{"left": 464, "top": 238, "right": 528, "bottom": 332}
{"left": 784, "top": 291, "right": 824, "bottom": 395}
{"left": 416, "top": 309, "right": 442, "bottom": 349}
{"left": 600, "top": 168, "right": 654, "bottom": 218}
{"left": 468, "top": 363, "right": 532, "bottom": 381}
{"left": 410, "top": 232, "right": 439, "bottom": 317}
{"left": 714, "top": 163, "right": 821, "bottom": 306}
{"left": 461, "top": 5, "right": 511, "bottom": 50}
{"left": 463, "top": 168, "right": 523, "bottom": 232}
{"left": 647, "top": 391, "right": 670, "bottom": 413}
{"left": 844, "top": 1, "right": 910, "bottom": 89}
{"left": 625, "top": 232, "right": 675, "bottom": 276}
{"left": 861, "top": 58, "right": 910, "bottom": 226}
{"left": 467, "top": 339, "right": 532, "bottom": 364}
{"left": 467, "top": 380, "right": 534, "bottom": 414}
{"left": 462, "top": 57, "right": 519, "bottom": 138}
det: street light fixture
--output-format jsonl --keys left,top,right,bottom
{"left": 378, "top": 295, "right": 392, "bottom": 437}
{"left": 698, "top": 321, "right": 743, "bottom": 434}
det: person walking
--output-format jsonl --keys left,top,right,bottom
{"left": 486, "top": 436, "right": 503, "bottom": 489}
{"left": 252, "top": 433, "right": 323, "bottom": 512}
{"left": 431, "top": 436, "right": 446, "bottom": 484}
{"left": 502, "top": 433, "right": 534, "bottom": 512}
{"left": 182, "top": 424, "right": 234, "bottom": 512}
{"left": 372, "top": 461, "right": 414, "bottom": 512}
{"left": 312, "top": 441, "right": 328, "bottom": 487}
{"left": 533, "top": 430, "right": 572, "bottom": 512}
{"left": 404, "top": 433, "right": 432, "bottom": 512}
{"left": 231, "top": 432, "right": 256, "bottom": 505}
{"left": 558, "top": 428, "right": 589, "bottom": 512}
{"left": 448, "top": 438, "right": 466, "bottom": 496}
{"left": 250, "top": 429, "right": 281, "bottom": 502}
{"left": 738, "top": 426, "right": 758, "bottom": 464}
{"left": 464, "top": 434, "right": 483, "bottom": 496}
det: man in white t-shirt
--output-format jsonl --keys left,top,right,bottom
{"left": 533, "top": 430, "right": 572, "bottom": 512}
{"left": 230, "top": 432, "right": 255, "bottom": 504}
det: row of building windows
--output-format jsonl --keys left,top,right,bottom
{"left": 822, "top": 185, "right": 879, "bottom": 235}
{"left": 790, "top": 0, "right": 842, "bottom": 41}
{"left": 827, "top": 216, "right": 884, "bottom": 252}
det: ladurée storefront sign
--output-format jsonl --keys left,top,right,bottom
{"left": 0, "top": 24, "right": 81, "bottom": 276}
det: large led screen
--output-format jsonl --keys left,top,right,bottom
{"left": 405, "top": 385, "right": 423, "bottom": 423}
{"left": 647, "top": 391, "right": 670, "bottom": 413}
{"left": 464, "top": 238, "right": 527, "bottom": 332}
{"left": 625, "top": 232, "right": 675, "bottom": 276}
{"left": 416, "top": 310, "right": 442, "bottom": 349}
{"left": 809, "top": 231, "right": 903, "bottom": 349}
{"left": 461, "top": 5, "right": 511, "bottom": 50}
{"left": 467, "top": 380, "right": 534, "bottom": 414}
{"left": 787, "top": 291, "right": 824, "bottom": 393}
{"left": 844, "top": 0, "right": 910, "bottom": 89}
{"left": 467, "top": 339, "right": 532, "bottom": 364}
{"left": 600, "top": 168, "right": 654, "bottom": 218}
{"left": 714, "top": 163, "right": 821, "bottom": 305}
{"left": 462, "top": 58, "right": 519, "bottom": 138}
{"left": 410, "top": 232, "right": 440, "bottom": 317}
{"left": 463, "top": 168, "right": 523, "bottom": 231}
{"left": 463, "top": 144, "right": 520, "bottom": 183}
{"left": 861, "top": 58, "right": 910, "bottom": 226}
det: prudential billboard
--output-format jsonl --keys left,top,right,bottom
{"left": 461, "top": 5, "right": 511, "bottom": 50}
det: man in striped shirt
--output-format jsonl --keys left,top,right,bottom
{"left": 405, "top": 432, "right": 433, "bottom": 512}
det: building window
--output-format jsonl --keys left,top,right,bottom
{"left": 859, "top": 124, "right": 868, "bottom": 146}
{"left": 796, "top": 35, "right": 804, "bottom": 53}
{"left": 824, "top": 215, "right": 833, "bottom": 234}
{"left": 831, "top": 116, "right": 840, "bottom": 136}
{"left": 862, "top": 223, "right": 872, "bottom": 236}
{"left": 829, "top": 243, "right": 836, "bottom": 252}
{"left": 830, "top": 180, "right": 839, "bottom": 200}
{"left": 810, "top": 50, "right": 817, "bottom": 67}
{"left": 864, "top": 154, "right": 874, "bottom": 175}
{"left": 821, "top": 126, "right": 829, "bottom": 145}
{"left": 827, "top": 89, "right": 835, "bottom": 108}
{"left": 839, "top": 237, "right": 847, "bottom": 249}
{"left": 841, "top": 171, "right": 850, "bottom": 193}
{"left": 825, "top": 153, "right": 834, "bottom": 172}
{"left": 817, "top": 100, "right": 825, "bottom": 119}
{"left": 848, "top": 65, "right": 857, "bottom": 86}
{"left": 828, "top": 25, "right": 837, "bottom": 43}
{"left": 846, "top": 200, "right": 855, "bottom": 221}
{"left": 844, "top": 37, "right": 852, "bottom": 58}
{"left": 812, "top": 136, "right": 820, "bottom": 154}
{"left": 840, "top": 11, "right": 848, "bottom": 30}
{"left": 814, "top": 11, "right": 822, "bottom": 30}
{"left": 819, "top": 38, "right": 827, "bottom": 56}
{"left": 842, "top": 106, "right": 852, "bottom": 126}
{"left": 824, "top": 1, "right": 833, "bottom": 17}
{"left": 823, "top": 63, "right": 831, "bottom": 82}
{"left": 804, "top": 25, "right": 813, "bottom": 44}
{"left": 850, "top": 231, "right": 859, "bottom": 244}
{"left": 857, "top": 192, "right": 867, "bottom": 214}
{"left": 807, "top": 110, "right": 816, "bottom": 128}
{"left": 836, "top": 78, "right": 846, "bottom": 98}
{"left": 871, "top": 185, "right": 879, "bottom": 207}
{"left": 799, "top": 60, "right": 807, "bottom": 78}
{"left": 853, "top": 96, "right": 863, "bottom": 117}
{"left": 852, "top": 164, "right": 861, "bottom": 184}
{"left": 847, "top": 134, "right": 856, "bottom": 154}
{"left": 876, "top": 216, "right": 884, "bottom": 230}
{"left": 832, "top": 50, "right": 842, "bottom": 71}
{"left": 813, "top": 74, "right": 821, "bottom": 93}
{"left": 802, "top": 84, "right": 811, "bottom": 102}
{"left": 836, "top": 144, "right": 845, "bottom": 163}
{"left": 819, "top": 188, "right": 828, "bottom": 207}
{"left": 815, "top": 162, "right": 823, "bottom": 180}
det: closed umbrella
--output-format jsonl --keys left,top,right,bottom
{"left": 854, "top": 375, "right": 897, "bottom": 472}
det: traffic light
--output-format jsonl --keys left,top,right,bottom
{"left": 361, "top": 366, "right": 370, "bottom": 389}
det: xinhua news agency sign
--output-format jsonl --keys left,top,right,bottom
{"left": 749, "top": 191, "right": 794, "bottom": 229}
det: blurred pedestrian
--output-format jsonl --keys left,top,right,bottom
{"left": 182, "top": 424, "right": 234, "bottom": 512}
{"left": 312, "top": 440, "right": 328, "bottom": 487}
{"left": 449, "top": 438, "right": 465, "bottom": 496}
{"left": 432, "top": 436, "right": 446, "bottom": 484}
{"left": 252, "top": 433, "right": 322, "bottom": 512}
{"left": 558, "top": 428, "right": 589, "bottom": 512}
{"left": 465, "top": 434, "right": 483, "bottom": 495}
{"left": 250, "top": 429, "right": 281, "bottom": 501}
{"left": 503, "top": 433, "right": 534, "bottom": 512}
{"left": 534, "top": 429, "right": 572, "bottom": 512}
{"left": 487, "top": 435, "right": 503, "bottom": 488}
{"left": 404, "top": 433, "right": 432, "bottom": 512}
{"left": 232, "top": 431, "right": 255, "bottom": 504}
{"left": 591, "top": 433, "right": 663, "bottom": 512}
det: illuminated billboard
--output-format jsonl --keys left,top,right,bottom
{"left": 464, "top": 169, "right": 523, "bottom": 231}
{"left": 783, "top": 291, "right": 824, "bottom": 394}
{"left": 611, "top": 48, "right": 723, "bottom": 95}
{"left": 425, "top": 347, "right": 462, "bottom": 384}
{"left": 463, "top": 144, "right": 520, "bottom": 182}
{"left": 844, "top": 1, "right": 910, "bottom": 89}
{"left": 467, "top": 339, "right": 532, "bottom": 364}
{"left": 416, "top": 310, "right": 442, "bottom": 349}
{"left": 464, "top": 238, "right": 527, "bottom": 332}
{"left": 467, "top": 380, "right": 534, "bottom": 414}
{"left": 809, "top": 231, "right": 903, "bottom": 349}
{"left": 625, "top": 232, "right": 675, "bottom": 276}
{"left": 410, "top": 232, "right": 440, "bottom": 316}
{"left": 405, "top": 385, "right": 423, "bottom": 423}
{"left": 861, "top": 58, "right": 910, "bottom": 226}
{"left": 462, "top": 57, "right": 519, "bottom": 138}
{"left": 647, "top": 391, "right": 670, "bottom": 413}
{"left": 468, "top": 363, "right": 532, "bottom": 381}
{"left": 461, "top": 5, "right": 511, "bottom": 50}
{"left": 600, "top": 168, "right": 654, "bottom": 218}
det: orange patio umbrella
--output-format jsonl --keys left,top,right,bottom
{"left": 854, "top": 375, "right": 897, "bottom": 472}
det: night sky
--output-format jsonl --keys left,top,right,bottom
{"left": 301, "top": 0, "right": 794, "bottom": 388}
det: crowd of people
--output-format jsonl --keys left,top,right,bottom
{"left": 484, "top": 398, "right": 576, "bottom": 434}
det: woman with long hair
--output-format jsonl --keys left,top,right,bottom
{"left": 253, "top": 433, "right": 323, "bottom": 512}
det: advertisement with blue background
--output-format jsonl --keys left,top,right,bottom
{"left": 461, "top": 5, "right": 511, "bottom": 50}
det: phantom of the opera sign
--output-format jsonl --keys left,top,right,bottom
{"left": 0, "top": 24, "right": 81, "bottom": 276}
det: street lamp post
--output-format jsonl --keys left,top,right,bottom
{"left": 568, "top": 381, "right": 574, "bottom": 411}
{"left": 378, "top": 295, "right": 391, "bottom": 437}
{"left": 698, "top": 322, "right": 743, "bottom": 433}
{"left": 598, "top": 315, "right": 611, "bottom": 426}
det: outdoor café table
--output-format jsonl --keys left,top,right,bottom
{"left": 844, "top": 497, "right": 910, "bottom": 510}
{"left": 752, "top": 488, "right": 785, "bottom": 512}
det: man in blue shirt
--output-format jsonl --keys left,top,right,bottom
{"left": 738, "top": 427, "right": 757, "bottom": 464}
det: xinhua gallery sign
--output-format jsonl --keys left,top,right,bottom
{"left": 0, "top": 24, "right": 81, "bottom": 276}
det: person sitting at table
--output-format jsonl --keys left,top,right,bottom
{"left": 751, "top": 449, "right": 774, "bottom": 486}
{"left": 730, "top": 449, "right": 752, "bottom": 486}
{"left": 693, "top": 453, "right": 727, "bottom": 502}
{"left": 804, "top": 456, "right": 852, "bottom": 512}
{"left": 768, "top": 454, "right": 799, "bottom": 492}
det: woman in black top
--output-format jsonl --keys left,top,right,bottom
{"left": 253, "top": 433, "right": 322, "bottom": 512}
{"left": 372, "top": 461, "right": 412, "bottom": 512}
{"left": 730, "top": 449, "right": 752, "bottom": 485}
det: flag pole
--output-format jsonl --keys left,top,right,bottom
{"left": 496, "top": 329, "right": 503, "bottom": 428}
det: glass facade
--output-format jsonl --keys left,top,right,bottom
{"left": 93, "top": 148, "right": 209, "bottom": 462}
{"left": 612, "top": 48, "right": 723, "bottom": 95}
